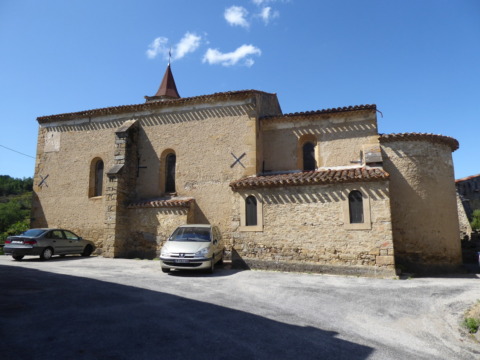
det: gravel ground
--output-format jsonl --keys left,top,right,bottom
{"left": 1, "top": 255, "right": 479, "bottom": 360}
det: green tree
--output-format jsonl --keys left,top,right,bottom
{"left": 471, "top": 210, "right": 480, "bottom": 231}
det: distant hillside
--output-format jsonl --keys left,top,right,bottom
{"left": 0, "top": 175, "right": 33, "bottom": 242}
{"left": 0, "top": 175, "right": 33, "bottom": 198}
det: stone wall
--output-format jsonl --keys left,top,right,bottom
{"left": 381, "top": 138, "right": 462, "bottom": 271}
{"left": 133, "top": 99, "right": 267, "bottom": 243}
{"left": 261, "top": 110, "right": 378, "bottom": 171}
{"left": 457, "top": 192, "right": 472, "bottom": 240}
{"left": 31, "top": 121, "right": 117, "bottom": 251}
{"left": 456, "top": 174, "right": 480, "bottom": 219}
{"left": 125, "top": 205, "right": 194, "bottom": 259}
{"left": 231, "top": 181, "right": 396, "bottom": 277}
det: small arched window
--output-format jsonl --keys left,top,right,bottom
{"left": 245, "top": 196, "right": 258, "bottom": 226}
{"left": 165, "top": 153, "right": 176, "bottom": 193}
{"left": 94, "top": 160, "right": 104, "bottom": 196}
{"left": 348, "top": 190, "right": 364, "bottom": 224}
{"left": 303, "top": 142, "right": 316, "bottom": 171}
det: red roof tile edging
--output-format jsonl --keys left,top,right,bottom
{"left": 379, "top": 133, "right": 459, "bottom": 151}
{"left": 230, "top": 167, "right": 389, "bottom": 190}
{"left": 261, "top": 104, "right": 376, "bottom": 121}
{"left": 37, "top": 90, "right": 275, "bottom": 123}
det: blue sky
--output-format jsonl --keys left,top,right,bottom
{"left": 1, "top": 0, "right": 479, "bottom": 180}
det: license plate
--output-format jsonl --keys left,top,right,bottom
{"left": 175, "top": 259, "right": 189, "bottom": 263}
{"left": 12, "top": 241, "right": 23, "bottom": 244}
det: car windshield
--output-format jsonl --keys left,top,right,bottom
{"left": 170, "top": 227, "right": 211, "bottom": 242}
{"left": 21, "top": 229, "right": 47, "bottom": 237}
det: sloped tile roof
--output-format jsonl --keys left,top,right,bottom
{"left": 127, "top": 197, "right": 194, "bottom": 209}
{"left": 37, "top": 90, "right": 274, "bottom": 123}
{"left": 456, "top": 174, "right": 480, "bottom": 183}
{"left": 145, "top": 64, "right": 180, "bottom": 101}
{"left": 261, "top": 104, "right": 376, "bottom": 121}
{"left": 379, "top": 133, "right": 459, "bottom": 151}
{"left": 229, "top": 167, "right": 389, "bottom": 190}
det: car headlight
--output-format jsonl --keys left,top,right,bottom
{"left": 161, "top": 249, "right": 171, "bottom": 257}
{"left": 195, "top": 247, "right": 210, "bottom": 257}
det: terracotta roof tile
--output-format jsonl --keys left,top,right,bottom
{"left": 261, "top": 104, "right": 376, "bottom": 121}
{"left": 37, "top": 90, "right": 275, "bottom": 124}
{"left": 229, "top": 167, "right": 389, "bottom": 190}
{"left": 379, "top": 133, "right": 459, "bottom": 152}
{"left": 127, "top": 197, "right": 194, "bottom": 209}
{"left": 456, "top": 174, "right": 480, "bottom": 183}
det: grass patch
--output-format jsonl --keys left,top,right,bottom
{"left": 464, "top": 300, "right": 480, "bottom": 334}
{"left": 464, "top": 317, "right": 480, "bottom": 334}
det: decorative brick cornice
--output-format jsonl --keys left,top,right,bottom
{"left": 37, "top": 90, "right": 275, "bottom": 124}
{"left": 229, "top": 167, "right": 389, "bottom": 190}
{"left": 379, "top": 133, "right": 459, "bottom": 152}
{"left": 127, "top": 197, "right": 194, "bottom": 209}
{"left": 261, "top": 104, "right": 376, "bottom": 121}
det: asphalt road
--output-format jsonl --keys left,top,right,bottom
{"left": 1, "top": 255, "right": 479, "bottom": 360}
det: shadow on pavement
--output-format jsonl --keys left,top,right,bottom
{"left": 0, "top": 265, "right": 373, "bottom": 360}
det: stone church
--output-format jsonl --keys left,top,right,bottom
{"left": 31, "top": 65, "right": 462, "bottom": 276}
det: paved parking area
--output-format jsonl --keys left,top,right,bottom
{"left": 1, "top": 255, "right": 479, "bottom": 360}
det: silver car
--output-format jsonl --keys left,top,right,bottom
{"left": 160, "top": 224, "right": 224, "bottom": 273}
{"left": 3, "top": 228, "right": 95, "bottom": 261}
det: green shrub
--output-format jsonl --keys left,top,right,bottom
{"left": 464, "top": 317, "right": 480, "bottom": 334}
{"left": 471, "top": 209, "right": 480, "bottom": 231}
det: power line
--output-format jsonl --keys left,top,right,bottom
{"left": 0, "top": 144, "right": 35, "bottom": 159}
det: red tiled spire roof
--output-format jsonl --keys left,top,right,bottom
{"left": 145, "top": 64, "right": 180, "bottom": 102}
{"left": 230, "top": 167, "right": 389, "bottom": 190}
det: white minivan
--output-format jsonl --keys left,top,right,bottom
{"left": 159, "top": 224, "right": 224, "bottom": 273}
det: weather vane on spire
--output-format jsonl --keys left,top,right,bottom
{"left": 168, "top": 47, "right": 172, "bottom": 66}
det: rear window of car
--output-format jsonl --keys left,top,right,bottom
{"left": 21, "top": 229, "right": 47, "bottom": 237}
{"left": 170, "top": 227, "right": 211, "bottom": 242}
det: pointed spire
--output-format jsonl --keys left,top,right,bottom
{"left": 145, "top": 64, "right": 180, "bottom": 103}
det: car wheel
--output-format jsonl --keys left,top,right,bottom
{"left": 208, "top": 257, "right": 215, "bottom": 274}
{"left": 161, "top": 267, "right": 171, "bottom": 273}
{"left": 12, "top": 255, "right": 24, "bottom": 261}
{"left": 81, "top": 245, "right": 93, "bottom": 257}
{"left": 40, "top": 247, "right": 53, "bottom": 260}
{"left": 218, "top": 250, "right": 224, "bottom": 265}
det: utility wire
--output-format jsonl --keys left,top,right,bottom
{"left": 0, "top": 144, "right": 35, "bottom": 159}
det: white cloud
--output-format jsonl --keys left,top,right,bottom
{"left": 173, "top": 32, "right": 201, "bottom": 60}
{"left": 146, "top": 32, "right": 202, "bottom": 61}
{"left": 252, "top": 0, "right": 277, "bottom": 5}
{"left": 224, "top": 6, "right": 249, "bottom": 28}
{"left": 203, "top": 44, "right": 261, "bottom": 67}
{"left": 146, "top": 37, "right": 169, "bottom": 59}
{"left": 259, "top": 6, "right": 279, "bottom": 24}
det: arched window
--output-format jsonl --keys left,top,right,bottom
{"left": 348, "top": 190, "right": 364, "bottom": 224}
{"left": 245, "top": 196, "right": 257, "bottom": 226}
{"left": 94, "top": 160, "right": 104, "bottom": 196}
{"left": 89, "top": 158, "right": 104, "bottom": 198}
{"left": 165, "top": 153, "right": 176, "bottom": 193}
{"left": 303, "top": 142, "right": 316, "bottom": 171}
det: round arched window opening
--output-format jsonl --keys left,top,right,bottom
{"left": 348, "top": 190, "right": 364, "bottom": 224}
{"left": 303, "top": 142, "right": 316, "bottom": 171}
{"left": 94, "top": 160, "right": 104, "bottom": 197}
{"left": 165, "top": 153, "right": 176, "bottom": 193}
{"left": 245, "top": 196, "right": 258, "bottom": 226}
